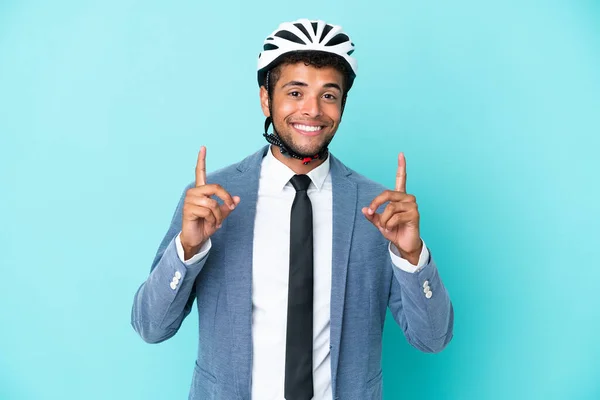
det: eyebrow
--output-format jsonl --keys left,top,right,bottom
{"left": 281, "top": 80, "right": 342, "bottom": 92}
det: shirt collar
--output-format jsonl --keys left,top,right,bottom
{"left": 262, "top": 145, "right": 330, "bottom": 192}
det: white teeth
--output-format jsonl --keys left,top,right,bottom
{"left": 293, "top": 124, "right": 323, "bottom": 132}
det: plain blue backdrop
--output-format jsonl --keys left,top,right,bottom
{"left": 1, "top": 0, "right": 599, "bottom": 399}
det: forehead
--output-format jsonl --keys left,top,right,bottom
{"left": 276, "top": 62, "right": 344, "bottom": 88}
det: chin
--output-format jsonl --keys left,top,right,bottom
{"left": 293, "top": 142, "right": 330, "bottom": 157}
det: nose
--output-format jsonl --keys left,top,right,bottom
{"left": 301, "top": 94, "right": 322, "bottom": 118}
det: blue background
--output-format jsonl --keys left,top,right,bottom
{"left": 1, "top": 0, "right": 599, "bottom": 399}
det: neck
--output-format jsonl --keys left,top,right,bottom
{"left": 270, "top": 145, "right": 327, "bottom": 175}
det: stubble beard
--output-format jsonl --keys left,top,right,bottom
{"left": 272, "top": 119, "right": 336, "bottom": 158}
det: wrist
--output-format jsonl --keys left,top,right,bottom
{"left": 395, "top": 241, "right": 423, "bottom": 265}
{"left": 183, "top": 244, "right": 202, "bottom": 261}
{"left": 180, "top": 235, "right": 205, "bottom": 261}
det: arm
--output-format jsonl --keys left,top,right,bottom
{"left": 131, "top": 146, "right": 240, "bottom": 344}
{"left": 363, "top": 152, "right": 453, "bottom": 352}
{"left": 130, "top": 184, "right": 209, "bottom": 344}
{"left": 387, "top": 246, "right": 454, "bottom": 353}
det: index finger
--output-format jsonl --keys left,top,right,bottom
{"left": 395, "top": 152, "right": 407, "bottom": 192}
{"left": 195, "top": 146, "right": 207, "bottom": 187}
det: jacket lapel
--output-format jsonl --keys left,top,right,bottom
{"left": 328, "top": 155, "right": 357, "bottom": 392}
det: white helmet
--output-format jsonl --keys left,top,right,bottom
{"left": 257, "top": 19, "right": 358, "bottom": 90}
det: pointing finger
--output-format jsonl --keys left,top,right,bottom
{"left": 195, "top": 146, "right": 207, "bottom": 187}
{"left": 396, "top": 152, "right": 407, "bottom": 193}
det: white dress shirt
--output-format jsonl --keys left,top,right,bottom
{"left": 175, "top": 146, "right": 429, "bottom": 399}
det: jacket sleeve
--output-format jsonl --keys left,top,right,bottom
{"left": 131, "top": 183, "right": 208, "bottom": 344}
{"left": 387, "top": 249, "right": 454, "bottom": 353}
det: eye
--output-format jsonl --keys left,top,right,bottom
{"left": 289, "top": 91, "right": 301, "bottom": 97}
{"left": 323, "top": 93, "right": 338, "bottom": 100}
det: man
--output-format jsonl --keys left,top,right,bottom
{"left": 131, "top": 19, "right": 453, "bottom": 400}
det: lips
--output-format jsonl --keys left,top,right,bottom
{"left": 291, "top": 123, "right": 325, "bottom": 136}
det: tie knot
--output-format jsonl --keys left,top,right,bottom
{"left": 290, "top": 174, "right": 311, "bottom": 192}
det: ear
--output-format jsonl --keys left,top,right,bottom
{"left": 259, "top": 86, "right": 270, "bottom": 117}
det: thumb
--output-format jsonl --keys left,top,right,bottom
{"left": 220, "top": 196, "right": 241, "bottom": 218}
{"left": 361, "top": 207, "right": 381, "bottom": 227}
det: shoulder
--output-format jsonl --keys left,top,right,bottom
{"left": 330, "top": 155, "right": 388, "bottom": 199}
{"left": 351, "top": 170, "right": 390, "bottom": 213}
{"left": 182, "top": 146, "right": 268, "bottom": 191}
{"left": 350, "top": 168, "right": 387, "bottom": 196}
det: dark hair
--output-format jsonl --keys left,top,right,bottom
{"left": 265, "top": 50, "right": 352, "bottom": 96}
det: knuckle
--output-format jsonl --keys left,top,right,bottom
{"left": 386, "top": 203, "right": 396, "bottom": 213}
{"left": 189, "top": 187, "right": 206, "bottom": 198}
{"left": 206, "top": 198, "right": 218, "bottom": 208}
{"left": 201, "top": 183, "right": 215, "bottom": 192}
{"left": 197, "top": 198, "right": 208, "bottom": 207}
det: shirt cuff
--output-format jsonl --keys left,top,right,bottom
{"left": 175, "top": 232, "right": 211, "bottom": 266}
{"left": 389, "top": 240, "right": 429, "bottom": 273}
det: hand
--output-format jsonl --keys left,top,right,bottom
{"left": 180, "top": 146, "right": 240, "bottom": 259}
{"left": 362, "top": 152, "right": 422, "bottom": 264}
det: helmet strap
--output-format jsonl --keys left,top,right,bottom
{"left": 262, "top": 116, "right": 327, "bottom": 165}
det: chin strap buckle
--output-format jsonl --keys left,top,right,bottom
{"left": 302, "top": 155, "right": 320, "bottom": 165}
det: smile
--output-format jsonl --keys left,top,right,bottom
{"left": 291, "top": 123, "right": 325, "bottom": 136}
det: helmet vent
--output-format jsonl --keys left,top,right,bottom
{"left": 325, "top": 33, "right": 350, "bottom": 47}
{"left": 263, "top": 43, "right": 279, "bottom": 51}
{"left": 274, "top": 30, "right": 306, "bottom": 45}
{"left": 311, "top": 22, "right": 319, "bottom": 36}
{"left": 293, "top": 23, "right": 312, "bottom": 43}
{"left": 319, "top": 24, "right": 333, "bottom": 42}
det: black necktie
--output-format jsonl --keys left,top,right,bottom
{"left": 285, "top": 174, "right": 314, "bottom": 400}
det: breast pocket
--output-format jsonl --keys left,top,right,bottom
{"left": 350, "top": 241, "right": 389, "bottom": 264}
